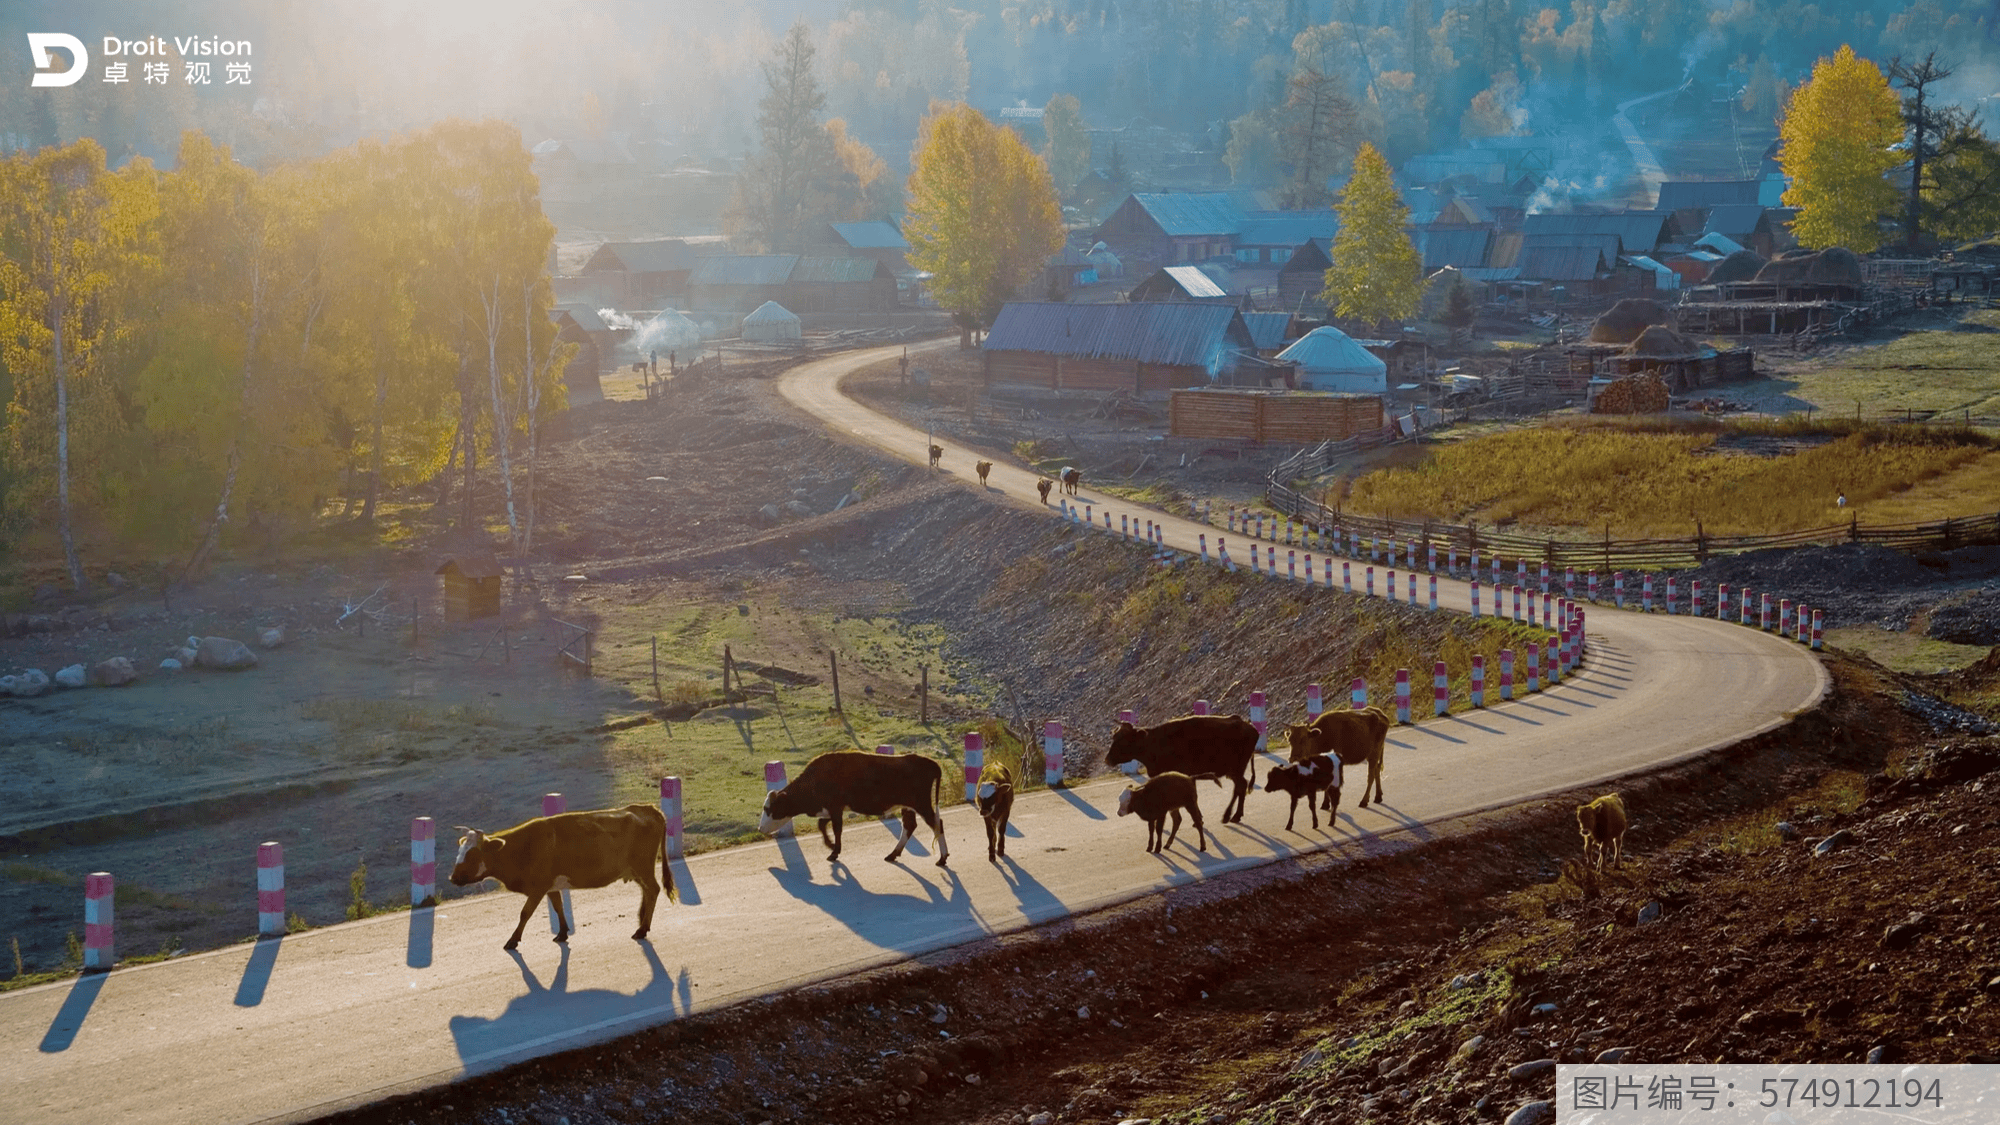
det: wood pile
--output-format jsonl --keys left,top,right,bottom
{"left": 1592, "top": 373, "right": 1670, "bottom": 414}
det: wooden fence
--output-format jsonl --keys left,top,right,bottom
{"left": 1258, "top": 487, "right": 2000, "bottom": 571}
{"left": 1169, "top": 389, "right": 1383, "bottom": 445}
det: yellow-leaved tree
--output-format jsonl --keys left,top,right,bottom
{"left": 1779, "top": 45, "right": 1902, "bottom": 253}
{"left": 1323, "top": 143, "right": 1422, "bottom": 329}
{"left": 904, "top": 103, "right": 1063, "bottom": 346}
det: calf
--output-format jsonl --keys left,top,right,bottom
{"left": 976, "top": 760, "right": 1016, "bottom": 861}
{"left": 1061, "top": 466, "right": 1081, "bottom": 495}
{"left": 1117, "top": 772, "right": 1207, "bottom": 853}
{"left": 1284, "top": 706, "right": 1392, "bottom": 807}
{"left": 1036, "top": 478, "right": 1054, "bottom": 504}
{"left": 1263, "top": 753, "right": 1337, "bottom": 830}
{"left": 928, "top": 444, "right": 943, "bottom": 468}
{"left": 759, "top": 750, "right": 949, "bottom": 866}
{"left": 1104, "top": 715, "right": 1258, "bottom": 823}
{"left": 449, "top": 803, "right": 674, "bottom": 951}
{"left": 975, "top": 460, "right": 993, "bottom": 487}
{"left": 1577, "top": 793, "right": 1628, "bottom": 869}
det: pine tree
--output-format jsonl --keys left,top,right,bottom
{"left": 1779, "top": 45, "right": 1903, "bottom": 254}
{"left": 1443, "top": 280, "right": 1476, "bottom": 346}
{"left": 730, "top": 20, "right": 841, "bottom": 253}
{"left": 1323, "top": 143, "right": 1423, "bottom": 328}
{"left": 1042, "top": 94, "right": 1091, "bottom": 195}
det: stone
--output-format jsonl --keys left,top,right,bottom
{"left": 1775, "top": 821, "right": 1798, "bottom": 841}
{"left": 194, "top": 636, "right": 258, "bottom": 670}
{"left": 171, "top": 646, "right": 198, "bottom": 666}
{"left": 1505, "top": 1100, "right": 1553, "bottom": 1125}
{"left": 1532, "top": 1002, "right": 1558, "bottom": 1016}
{"left": 1814, "top": 830, "right": 1854, "bottom": 857}
{"left": 1881, "top": 913, "right": 1931, "bottom": 950}
{"left": 1378, "top": 1055, "right": 1413, "bottom": 1078}
{"left": 1867, "top": 1045, "right": 1888, "bottom": 1064}
{"left": 785, "top": 500, "right": 814, "bottom": 519}
{"left": 1076, "top": 1006, "right": 1090, "bottom": 1020}
{"left": 2, "top": 669, "right": 51, "bottom": 697}
{"left": 106, "top": 571, "right": 129, "bottom": 589}
{"left": 758, "top": 503, "right": 783, "bottom": 523}
{"left": 258, "top": 627, "right": 285, "bottom": 649}
{"left": 53, "top": 664, "right": 87, "bottom": 688}
{"left": 1457, "top": 1036, "right": 1485, "bottom": 1060}
{"left": 1028, "top": 1113, "right": 1054, "bottom": 1125}
{"left": 1292, "top": 1048, "right": 1325, "bottom": 1072}
{"left": 1637, "top": 901, "right": 1662, "bottom": 925}
{"left": 1595, "top": 1046, "right": 1635, "bottom": 1063}
{"left": 964, "top": 1074, "right": 980, "bottom": 1085}
{"left": 90, "top": 657, "right": 137, "bottom": 687}
{"left": 158, "top": 658, "right": 182, "bottom": 672}
{"left": 1509, "top": 1059, "right": 1556, "bottom": 1080}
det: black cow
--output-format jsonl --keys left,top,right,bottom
{"left": 759, "top": 751, "right": 949, "bottom": 866}
{"left": 1103, "top": 715, "right": 1258, "bottom": 824}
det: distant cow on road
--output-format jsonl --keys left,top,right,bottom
{"left": 928, "top": 445, "right": 943, "bottom": 469}
{"left": 450, "top": 804, "right": 674, "bottom": 951}
{"left": 976, "top": 460, "right": 993, "bottom": 487}
{"left": 1284, "top": 707, "right": 1391, "bottom": 807}
{"left": 1036, "top": 477, "right": 1054, "bottom": 504}
{"left": 1061, "top": 466, "right": 1081, "bottom": 495}
{"left": 759, "top": 750, "right": 950, "bottom": 866}
{"left": 1104, "top": 715, "right": 1258, "bottom": 824}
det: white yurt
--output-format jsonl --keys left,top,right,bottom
{"left": 741, "top": 300, "right": 802, "bottom": 343}
{"left": 1275, "top": 326, "right": 1389, "bottom": 393}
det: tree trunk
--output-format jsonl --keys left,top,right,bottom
{"left": 184, "top": 256, "right": 264, "bottom": 584}
{"left": 482, "top": 276, "right": 520, "bottom": 552}
{"left": 458, "top": 357, "right": 479, "bottom": 534}
{"left": 50, "top": 285, "right": 85, "bottom": 591}
{"left": 360, "top": 354, "right": 388, "bottom": 523}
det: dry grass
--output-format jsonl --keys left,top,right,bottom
{"left": 1344, "top": 424, "right": 1994, "bottom": 537}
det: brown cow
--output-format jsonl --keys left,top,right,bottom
{"left": 975, "top": 758, "right": 1016, "bottom": 861}
{"left": 928, "top": 444, "right": 943, "bottom": 469}
{"left": 449, "top": 804, "right": 674, "bottom": 951}
{"left": 1061, "top": 466, "right": 1081, "bottom": 495}
{"left": 1103, "top": 715, "right": 1258, "bottom": 824}
{"left": 759, "top": 750, "right": 949, "bottom": 866}
{"left": 975, "top": 460, "right": 994, "bottom": 487}
{"left": 1577, "top": 793, "right": 1628, "bottom": 868}
{"left": 1117, "top": 772, "right": 1208, "bottom": 853}
{"left": 1036, "top": 478, "right": 1054, "bottom": 504}
{"left": 1285, "top": 706, "right": 1392, "bottom": 807}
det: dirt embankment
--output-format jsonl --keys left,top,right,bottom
{"left": 328, "top": 655, "right": 2000, "bottom": 1126}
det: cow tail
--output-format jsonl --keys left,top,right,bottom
{"left": 661, "top": 810, "right": 678, "bottom": 904}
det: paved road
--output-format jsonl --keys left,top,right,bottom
{"left": 0, "top": 343, "right": 1826, "bottom": 1123}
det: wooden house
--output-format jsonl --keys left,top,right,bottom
{"left": 435, "top": 552, "right": 504, "bottom": 621}
{"left": 579, "top": 239, "right": 701, "bottom": 305}
{"left": 981, "top": 301, "right": 1278, "bottom": 392}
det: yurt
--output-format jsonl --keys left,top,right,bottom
{"left": 1275, "top": 326, "right": 1389, "bottom": 393}
{"left": 741, "top": 300, "right": 802, "bottom": 343}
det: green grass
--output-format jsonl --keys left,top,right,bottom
{"left": 1759, "top": 307, "right": 2000, "bottom": 421}
{"left": 4, "top": 863, "right": 74, "bottom": 887}
{"left": 1821, "top": 628, "right": 1991, "bottom": 675}
{"left": 1697, "top": 769, "right": 1869, "bottom": 857}
{"left": 1340, "top": 424, "right": 1995, "bottom": 536}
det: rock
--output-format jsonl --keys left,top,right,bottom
{"left": 1292, "top": 1048, "right": 1325, "bottom": 1072}
{"left": 105, "top": 571, "right": 129, "bottom": 589}
{"left": 1775, "top": 821, "right": 1798, "bottom": 841}
{"left": 195, "top": 636, "right": 258, "bottom": 670}
{"left": 2, "top": 669, "right": 50, "bottom": 697}
{"left": 1867, "top": 1045, "right": 1888, "bottom": 1064}
{"left": 90, "top": 657, "right": 136, "bottom": 686}
{"left": 1636, "top": 900, "right": 1662, "bottom": 925}
{"left": 53, "top": 664, "right": 87, "bottom": 688}
{"left": 1881, "top": 912, "right": 1931, "bottom": 950}
{"left": 1595, "top": 1046, "right": 1634, "bottom": 1063}
{"left": 1451, "top": 972, "right": 1484, "bottom": 990}
{"left": 758, "top": 503, "right": 783, "bottom": 523}
{"left": 1028, "top": 1113, "right": 1054, "bottom": 1125}
{"left": 1814, "top": 830, "right": 1854, "bottom": 857}
{"left": 158, "top": 658, "right": 182, "bottom": 672}
{"left": 258, "top": 627, "right": 285, "bottom": 649}
{"left": 785, "top": 500, "right": 814, "bottom": 519}
{"left": 171, "top": 646, "right": 198, "bottom": 666}
{"left": 1509, "top": 1059, "right": 1557, "bottom": 1080}
{"left": 1505, "top": 1100, "right": 1553, "bottom": 1125}
{"left": 964, "top": 1074, "right": 980, "bottom": 1085}
{"left": 1076, "top": 1006, "right": 1090, "bottom": 1020}
{"left": 1457, "top": 1036, "right": 1485, "bottom": 1060}
{"left": 1398, "top": 999, "right": 1418, "bottom": 1015}
{"left": 1532, "top": 1002, "right": 1558, "bottom": 1016}
{"left": 1378, "top": 1055, "right": 1413, "bottom": 1078}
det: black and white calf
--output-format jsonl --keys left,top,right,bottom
{"left": 1263, "top": 753, "right": 1338, "bottom": 830}
{"left": 758, "top": 750, "right": 949, "bottom": 866}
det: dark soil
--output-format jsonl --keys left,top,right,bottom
{"left": 1687, "top": 543, "right": 2000, "bottom": 633}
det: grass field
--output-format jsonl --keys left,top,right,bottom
{"left": 1820, "top": 627, "right": 1991, "bottom": 675}
{"left": 1337, "top": 420, "right": 1997, "bottom": 537}
{"left": 1717, "top": 306, "right": 2000, "bottom": 420}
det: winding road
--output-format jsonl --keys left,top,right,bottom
{"left": 0, "top": 343, "right": 1826, "bottom": 1123}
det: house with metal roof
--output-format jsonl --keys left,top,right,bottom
{"left": 1278, "top": 238, "right": 1334, "bottom": 311}
{"left": 1655, "top": 180, "right": 1762, "bottom": 211}
{"left": 1239, "top": 312, "right": 1293, "bottom": 355}
{"left": 581, "top": 239, "right": 702, "bottom": 304}
{"left": 1232, "top": 212, "right": 1339, "bottom": 266}
{"left": 787, "top": 256, "right": 897, "bottom": 311}
{"left": 1411, "top": 225, "right": 1494, "bottom": 270}
{"left": 689, "top": 255, "right": 800, "bottom": 313}
{"left": 1519, "top": 211, "right": 1672, "bottom": 254}
{"left": 1092, "top": 192, "right": 1248, "bottom": 266}
{"left": 981, "top": 301, "right": 1273, "bottom": 391}
{"left": 1128, "top": 265, "right": 1241, "bottom": 304}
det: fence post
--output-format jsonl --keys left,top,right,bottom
{"left": 1642, "top": 574, "right": 1653, "bottom": 614}
{"left": 1394, "top": 669, "right": 1411, "bottom": 724}
{"left": 1690, "top": 579, "right": 1701, "bottom": 618}
{"left": 1614, "top": 572, "right": 1625, "bottom": 609}
{"left": 1248, "top": 692, "right": 1268, "bottom": 749}
{"left": 84, "top": 873, "right": 114, "bottom": 970}
{"left": 411, "top": 817, "right": 437, "bottom": 906}
{"left": 1388, "top": 570, "right": 1397, "bottom": 604}
{"left": 1043, "top": 721, "right": 1065, "bottom": 787}
{"left": 1512, "top": 585, "right": 1523, "bottom": 623}
{"left": 257, "top": 842, "right": 285, "bottom": 937}
{"left": 1666, "top": 577, "right": 1677, "bottom": 615}
{"left": 829, "top": 650, "right": 842, "bottom": 712}
{"left": 542, "top": 793, "right": 573, "bottom": 933}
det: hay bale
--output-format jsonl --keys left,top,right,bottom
{"left": 1623, "top": 325, "right": 1701, "bottom": 358}
{"left": 1587, "top": 297, "right": 1674, "bottom": 343}
{"left": 1706, "top": 249, "right": 1766, "bottom": 283}
{"left": 1753, "top": 246, "right": 1862, "bottom": 286}
{"left": 1593, "top": 373, "right": 1671, "bottom": 414}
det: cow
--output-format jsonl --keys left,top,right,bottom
{"left": 1263, "top": 753, "right": 1337, "bottom": 830}
{"left": 928, "top": 444, "right": 943, "bottom": 469}
{"left": 758, "top": 750, "right": 949, "bottom": 866}
{"left": 449, "top": 803, "right": 674, "bottom": 951}
{"left": 1036, "top": 477, "right": 1054, "bottom": 504}
{"left": 975, "top": 759, "right": 1016, "bottom": 861}
{"left": 1117, "top": 772, "right": 1207, "bottom": 853}
{"left": 976, "top": 460, "right": 994, "bottom": 488}
{"left": 1103, "top": 715, "right": 1258, "bottom": 824}
{"left": 1577, "top": 793, "right": 1628, "bottom": 869}
{"left": 1061, "top": 466, "right": 1081, "bottom": 495}
{"left": 1285, "top": 706, "right": 1392, "bottom": 808}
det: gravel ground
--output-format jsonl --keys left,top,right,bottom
{"left": 1684, "top": 543, "right": 2000, "bottom": 636}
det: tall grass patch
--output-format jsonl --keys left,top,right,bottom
{"left": 1345, "top": 426, "right": 1991, "bottom": 536}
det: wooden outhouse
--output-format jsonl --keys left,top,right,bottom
{"left": 434, "top": 552, "right": 503, "bottom": 621}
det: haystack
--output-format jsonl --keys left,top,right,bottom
{"left": 1705, "top": 248, "right": 1766, "bottom": 283}
{"left": 1623, "top": 325, "right": 1702, "bottom": 358}
{"left": 1588, "top": 297, "right": 1673, "bottom": 343}
{"left": 1752, "top": 246, "right": 1862, "bottom": 287}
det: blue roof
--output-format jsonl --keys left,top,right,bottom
{"left": 1240, "top": 311, "right": 1290, "bottom": 351}
{"left": 1163, "top": 265, "right": 1230, "bottom": 297}
{"left": 984, "top": 302, "right": 1253, "bottom": 369}
{"left": 829, "top": 221, "right": 908, "bottom": 249}
{"left": 1130, "top": 193, "right": 1247, "bottom": 237}
{"left": 1235, "top": 211, "right": 1339, "bottom": 248}
{"left": 691, "top": 255, "right": 799, "bottom": 285}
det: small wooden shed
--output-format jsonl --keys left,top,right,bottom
{"left": 434, "top": 552, "right": 503, "bottom": 621}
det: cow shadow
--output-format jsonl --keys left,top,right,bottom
{"left": 765, "top": 853, "right": 986, "bottom": 952}
{"left": 447, "top": 941, "right": 687, "bottom": 1071}
{"left": 38, "top": 970, "right": 108, "bottom": 1053}
{"left": 991, "top": 856, "right": 1069, "bottom": 925}
{"left": 1052, "top": 787, "right": 1107, "bottom": 820}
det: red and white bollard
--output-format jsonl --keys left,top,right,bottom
{"left": 1394, "top": 669, "right": 1411, "bottom": 724}
{"left": 1306, "top": 683, "right": 1323, "bottom": 717}
{"left": 1779, "top": 598, "right": 1793, "bottom": 638}
{"left": 1542, "top": 590, "right": 1553, "bottom": 628}
{"left": 1690, "top": 579, "right": 1702, "bottom": 618}
{"left": 1120, "top": 514, "right": 1129, "bottom": 541}
{"left": 1287, "top": 519, "right": 1296, "bottom": 545}
{"left": 1218, "top": 538, "right": 1234, "bottom": 572}
{"left": 764, "top": 761, "right": 791, "bottom": 837}
{"left": 1642, "top": 574, "right": 1654, "bottom": 613}
{"left": 1565, "top": 567, "right": 1575, "bottom": 598}
{"left": 963, "top": 732, "right": 984, "bottom": 804}
{"left": 1797, "top": 607, "right": 1811, "bottom": 646}
{"left": 1428, "top": 544, "right": 1438, "bottom": 574}
{"left": 1527, "top": 588, "right": 1540, "bottom": 628}
{"left": 1512, "top": 585, "right": 1523, "bottom": 623}
{"left": 1525, "top": 645, "right": 1540, "bottom": 693}
{"left": 258, "top": 842, "right": 285, "bottom": 937}
{"left": 659, "top": 779, "right": 683, "bottom": 859}
{"left": 1812, "top": 610, "right": 1824, "bottom": 650}
{"left": 411, "top": 817, "right": 437, "bottom": 906}
{"left": 1559, "top": 617, "right": 1572, "bottom": 677}
{"left": 1250, "top": 544, "right": 1261, "bottom": 574}
{"left": 1343, "top": 561, "right": 1353, "bottom": 593}
{"left": 1407, "top": 572, "right": 1417, "bottom": 606}
{"left": 1740, "top": 588, "right": 1754, "bottom": 626}
{"left": 1287, "top": 549, "right": 1297, "bottom": 581}
{"left": 1199, "top": 534, "right": 1210, "bottom": 563}
{"left": 1760, "top": 593, "right": 1772, "bottom": 631}
{"left": 1388, "top": 569, "right": 1397, "bottom": 604}
{"left": 1367, "top": 566, "right": 1376, "bottom": 597}
{"left": 1471, "top": 656, "right": 1486, "bottom": 707}
{"left": 1043, "top": 721, "right": 1065, "bottom": 786}
{"left": 1614, "top": 572, "right": 1626, "bottom": 609}
{"left": 1429, "top": 574, "right": 1438, "bottom": 612}
{"left": 1192, "top": 700, "right": 1210, "bottom": 715}
{"left": 1433, "top": 662, "right": 1449, "bottom": 717}
{"left": 1517, "top": 559, "right": 1528, "bottom": 586}
{"left": 1716, "top": 583, "right": 1728, "bottom": 620}
{"left": 1588, "top": 569, "right": 1598, "bottom": 602}
{"left": 1118, "top": 709, "right": 1136, "bottom": 729}
{"left": 1665, "top": 577, "right": 1677, "bottom": 615}
{"left": 1305, "top": 556, "right": 1315, "bottom": 586}
{"left": 1085, "top": 505, "right": 1093, "bottom": 528}
{"left": 1449, "top": 548, "right": 1459, "bottom": 578}
{"left": 1470, "top": 550, "right": 1481, "bottom": 583}
{"left": 1471, "top": 580, "right": 1482, "bottom": 618}
{"left": 1254, "top": 515, "right": 1265, "bottom": 540}
{"left": 877, "top": 744, "right": 895, "bottom": 755}
{"left": 1351, "top": 677, "right": 1368, "bottom": 709}
{"left": 543, "top": 793, "right": 573, "bottom": 932}
{"left": 1499, "top": 650, "right": 1515, "bottom": 701}
{"left": 1248, "top": 692, "right": 1268, "bottom": 749}
{"left": 1546, "top": 636, "right": 1559, "bottom": 685}
{"left": 1227, "top": 507, "right": 1237, "bottom": 532}
{"left": 84, "top": 872, "right": 114, "bottom": 970}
